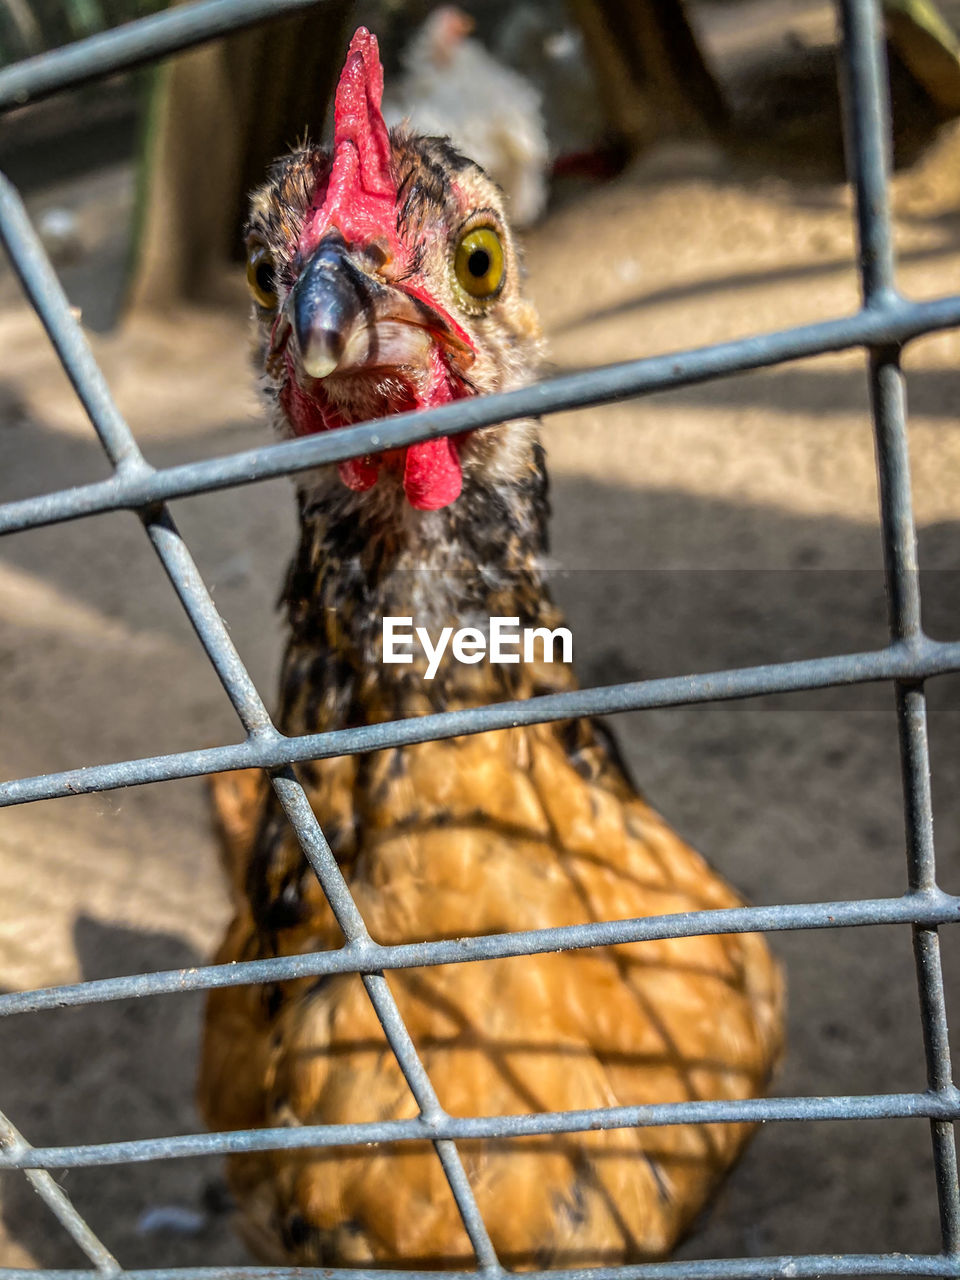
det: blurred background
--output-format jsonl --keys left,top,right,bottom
{"left": 0, "top": 0, "right": 959, "bottom": 1272}
{"left": 6, "top": 0, "right": 960, "bottom": 322}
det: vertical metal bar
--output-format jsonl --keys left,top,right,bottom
{"left": 0, "top": 1112, "right": 119, "bottom": 1273}
{"left": 837, "top": 0, "right": 898, "bottom": 308}
{"left": 869, "top": 356, "right": 923, "bottom": 640}
{"left": 898, "top": 683, "right": 960, "bottom": 1251}
{"left": 269, "top": 771, "right": 502, "bottom": 1273}
{"left": 839, "top": 0, "right": 960, "bottom": 1253}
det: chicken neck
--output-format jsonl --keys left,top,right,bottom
{"left": 275, "top": 439, "right": 575, "bottom": 735}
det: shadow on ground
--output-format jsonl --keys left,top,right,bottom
{"left": 0, "top": 916, "right": 244, "bottom": 1268}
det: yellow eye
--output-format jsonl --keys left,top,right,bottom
{"left": 454, "top": 227, "right": 505, "bottom": 299}
{"left": 246, "top": 242, "right": 278, "bottom": 309}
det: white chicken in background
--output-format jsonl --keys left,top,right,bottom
{"left": 382, "top": 6, "right": 550, "bottom": 226}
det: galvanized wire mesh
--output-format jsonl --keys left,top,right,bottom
{"left": 0, "top": 0, "right": 958, "bottom": 1277}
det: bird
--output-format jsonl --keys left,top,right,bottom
{"left": 381, "top": 6, "right": 550, "bottom": 228}
{"left": 197, "top": 27, "right": 785, "bottom": 1270}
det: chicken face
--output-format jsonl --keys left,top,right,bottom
{"left": 246, "top": 27, "right": 542, "bottom": 511}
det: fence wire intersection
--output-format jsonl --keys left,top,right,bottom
{"left": 0, "top": 0, "right": 958, "bottom": 1277}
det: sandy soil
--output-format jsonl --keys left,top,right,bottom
{"left": 0, "top": 117, "right": 959, "bottom": 1270}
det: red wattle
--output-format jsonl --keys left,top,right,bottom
{"left": 339, "top": 456, "right": 380, "bottom": 491}
{"left": 280, "top": 373, "right": 328, "bottom": 437}
{"left": 403, "top": 437, "right": 463, "bottom": 510}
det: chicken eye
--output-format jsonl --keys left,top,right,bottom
{"left": 246, "top": 243, "right": 278, "bottom": 309}
{"left": 454, "top": 227, "right": 504, "bottom": 299}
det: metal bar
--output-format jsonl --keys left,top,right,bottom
{"left": 838, "top": 0, "right": 898, "bottom": 307}
{"left": 2, "top": 638, "right": 959, "bottom": 808}
{"left": 867, "top": 357, "right": 958, "bottom": 1246}
{"left": 1, "top": 891, "right": 957, "bottom": 1019}
{"left": 0, "top": 1259, "right": 958, "bottom": 1280}
{"left": 2, "top": 1259, "right": 960, "bottom": 1280}
{"left": 0, "top": 1112, "right": 119, "bottom": 1272}
{"left": 870, "top": 351, "right": 924, "bottom": 639}
{"left": 362, "top": 971, "right": 501, "bottom": 1272}
{"left": 839, "top": 0, "right": 960, "bottom": 1253}
{"left": 0, "top": 0, "right": 325, "bottom": 112}
{"left": 145, "top": 578, "right": 496, "bottom": 1260}
{"left": 0, "top": 171, "right": 276, "bottom": 737}
{"left": 4, "top": 292, "right": 960, "bottom": 537}
{"left": 0, "top": 158, "right": 496, "bottom": 1272}
{"left": 900, "top": 681, "right": 960, "bottom": 1252}
{"left": 143, "top": 508, "right": 275, "bottom": 736}
{"left": 3, "top": 1090, "right": 960, "bottom": 1171}
{"left": 0, "top": 0, "right": 954, "bottom": 1271}
{"left": 0, "top": 175, "right": 143, "bottom": 470}
{"left": 266, "top": 770, "right": 500, "bottom": 1272}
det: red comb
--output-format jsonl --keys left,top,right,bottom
{"left": 300, "top": 28, "right": 400, "bottom": 256}
{"left": 294, "top": 28, "right": 467, "bottom": 512}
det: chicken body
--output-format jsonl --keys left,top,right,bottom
{"left": 199, "top": 29, "right": 784, "bottom": 1270}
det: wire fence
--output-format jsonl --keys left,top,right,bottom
{"left": 0, "top": 0, "right": 957, "bottom": 1277}
{"left": 0, "top": 1, "right": 164, "bottom": 65}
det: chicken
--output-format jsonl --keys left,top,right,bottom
{"left": 198, "top": 27, "right": 785, "bottom": 1269}
{"left": 382, "top": 6, "right": 550, "bottom": 227}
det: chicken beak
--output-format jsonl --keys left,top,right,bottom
{"left": 290, "top": 236, "right": 369, "bottom": 379}
{"left": 288, "top": 235, "right": 474, "bottom": 381}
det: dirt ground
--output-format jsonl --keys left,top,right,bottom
{"left": 1, "top": 68, "right": 960, "bottom": 1271}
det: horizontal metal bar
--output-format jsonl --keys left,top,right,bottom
{"left": 1, "top": 637, "right": 958, "bottom": 808}
{"left": 1, "top": 1259, "right": 960, "bottom": 1280}
{"left": 3, "top": 1090, "right": 959, "bottom": 1170}
{"left": 2, "top": 293, "right": 960, "bottom": 537}
{"left": 0, "top": 0, "right": 324, "bottom": 112}
{"left": 0, "top": 1258, "right": 957, "bottom": 1280}
{"left": 1, "top": 890, "right": 957, "bottom": 1018}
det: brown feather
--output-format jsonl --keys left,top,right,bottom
{"left": 200, "top": 668, "right": 783, "bottom": 1267}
